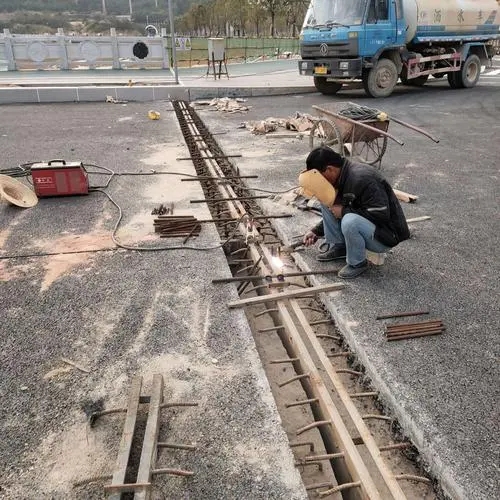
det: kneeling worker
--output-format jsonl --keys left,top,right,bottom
{"left": 299, "top": 146, "right": 410, "bottom": 279}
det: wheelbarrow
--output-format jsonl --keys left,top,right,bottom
{"left": 309, "top": 101, "right": 439, "bottom": 167}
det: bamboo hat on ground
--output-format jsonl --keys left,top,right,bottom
{"left": 0, "top": 174, "right": 38, "bottom": 208}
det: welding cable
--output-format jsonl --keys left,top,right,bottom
{"left": 92, "top": 188, "right": 247, "bottom": 252}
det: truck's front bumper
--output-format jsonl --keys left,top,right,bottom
{"left": 298, "top": 58, "right": 363, "bottom": 79}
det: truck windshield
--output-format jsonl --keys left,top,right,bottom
{"left": 303, "top": 0, "right": 367, "bottom": 28}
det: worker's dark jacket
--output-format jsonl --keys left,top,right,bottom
{"left": 311, "top": 160, "right": 410, "bottom": 248}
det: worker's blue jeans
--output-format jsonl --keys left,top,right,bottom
{"left": 321, "top": 205, "right": 391, "bottom": 266}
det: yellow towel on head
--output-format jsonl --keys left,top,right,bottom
{"left": 298, "top": 169, "right": 336, "bottom": 207}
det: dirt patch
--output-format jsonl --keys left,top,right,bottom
{"left": 31, "top": 231, "right": 113, "bottom": 292}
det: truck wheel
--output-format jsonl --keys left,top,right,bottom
{"left": 363, "top": 59, "right": 398, "bottom": 98}
{"left": 313, "top": 77, "right": 342, "bottom": 95}
{"left": 459, "top": 54, "right": 481, "bottom": 88}
{"left": 447, "top": 71, "right": 462, "bottom": 89}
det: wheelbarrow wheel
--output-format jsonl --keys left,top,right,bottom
{"left": 350, "top": 135, "right": 388, "bottom": 167}
{"left": 309, "top": 118, "right": 343, "bottom": 153}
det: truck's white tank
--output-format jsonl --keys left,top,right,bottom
{"left": 402, "top": 0, "right": 500, "bottom": 43}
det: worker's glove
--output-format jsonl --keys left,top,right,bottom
{"left": 298, "top": 169, "right": 336, "bottom": 207}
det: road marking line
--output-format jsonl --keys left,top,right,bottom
{"left": 485, "top": 69, "right": 500, "bottom": 75}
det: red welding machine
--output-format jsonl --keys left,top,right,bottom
{"left": 31, "top": 159, "right": 89, "bottom": 197}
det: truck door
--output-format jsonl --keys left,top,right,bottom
{"left": 361, "top": 0, "right": 397, "bottom": 57}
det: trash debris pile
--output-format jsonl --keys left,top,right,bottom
{"left": 243, "top": 112, "right": 317, "bottom": 135}
{"left": 191, "top": 97, "right": 250, "bottom": 113}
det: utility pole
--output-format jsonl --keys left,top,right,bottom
{"left": 129, "top": 0, "right": 133, "bottom": 16}
{"left": 168, "top": 0, "right": 178, "bottom": 84}
{"left": 102, "top": 0, "right": 107, "bottom": 15}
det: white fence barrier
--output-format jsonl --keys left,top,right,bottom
{"left": 0, "top": 28, "right": 170, "bottom": 71}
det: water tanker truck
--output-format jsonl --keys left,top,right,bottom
{"left": 298, "top": 0, "right": 500, "bottom": 97}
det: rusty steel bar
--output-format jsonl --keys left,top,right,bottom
{"left": 237, "top": 256, "right": 263, "bottom": 294}
{"left": 309, "top": 319, "right": 333, "bottom": 326}
{"left": 304, "top": 452, "right": 345, "bottom": 462}
{"left": 379, "top": 442, "right": 412, "bottom": 452}
{"left": 376, "top": 310, "right": 430, "bottom": 320}
{"left": 305, "top": 482, "right": 334, "bottom": 491}
{"left": 387, "top": 329, "right": 445, "bottom": 341}
{"left": 395, "top": 474, "right": 432, "bottom": 484}
{"left": 296, "top": 420, "right": 332, "bottom": 436}
{"left": 254, "top": 308, "right": 279, "bottom": 318}
{"left": 279, "top": 373, "right": 310, "bottom": 388}
{"left": 258, "top": 325, "right": 285, "bottom": 333}
{"left": 181, "top": 175, "right": 258, "bottom": 181}
{"left": 157, "top": 443, "right": 197, "bottom": 451}
{"left": 386, "top": 324, "right": 445, "bottom": 335}
{"left": 386, "top": 326, "right": 445, "bottom": 336}
{"left": 177, "top": 154, "right": 242, "bottom": 160}
{"left": 285, "top": 398, "right": 319, "bottom": 408}
{"left": 319, "top": 481, "right": 362, "bottom": 497}
{"left": 151, "top": 468, "right": 194, "bottom": 477}
{"left": 212, "top": 269, "right": 340, "bottom": 284}
{"left": 328, "top": 352, "right": 352, "bottom": 358}
{"left": 270, "top": 358, "right": 299, "bottom": 364}
{"left": 316, "top": 334, "right": 341, "bottom": 341}
{"left": 386, "top": 319, "right": 443, "bottom": 330}
{"left": 336, "top": 369, "right": 362, "bottom": 376}
{"left": 348, "top": 392, "right": 378, "bottom": 399}
{"left": 361, "top": 415, "right": 392, "bottom": 421}
{"left": 183, "top": 224, "right": 201, "bottom": 244}
{"left": 386, "top": 325, "right": 444, "bottom": 335}
{"left": 159, "top": 402, "right": 198, "bottom": 409}
{"left": 190, "top": 196, "right": 269, "bottom": 203}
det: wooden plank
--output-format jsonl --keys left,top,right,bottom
{"left": 227, "top": 283, "right": 345, "bottom": 309}
{"left": 277, "top": 301, "right": 380, "bottom": 500}
{"left": 135, "top": 374, "right": 164, "bottom": 500}
{"left": 406, "top": 216, "right": 431, "bottom": 223}
{"left": 290, "top": 300, "right": 407, "bottom": 499}
{"left": 109, "top": 377, "right": 143, "bottom": 500}
{"left": 393, "top": 189, "right": 418, "bottom": 203}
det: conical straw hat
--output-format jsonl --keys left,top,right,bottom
{"left": 0, "top": 174, "right": 38, "bottom": 208}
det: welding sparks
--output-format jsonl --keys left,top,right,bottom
{"left": 271, "top": 256, "right": 284, "bottom": 271}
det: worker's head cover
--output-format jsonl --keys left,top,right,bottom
{"left": 306, "top": 146, "right": 344, "bottom": 172}
{"left": 298, "top": 169, "right": 336, "bottom": 207}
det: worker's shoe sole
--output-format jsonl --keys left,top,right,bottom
{"left": 317, "top": 246, "right": 347, "bottom": 262}
{"left": 338, "top": 261, "right": 369, "bottom": 279}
